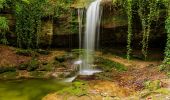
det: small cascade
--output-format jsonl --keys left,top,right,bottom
{"left": 79, "top": 0, "right": 102, "bottom": 75}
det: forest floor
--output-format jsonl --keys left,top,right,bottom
{"left": 0, "top": 45, "right": 170, "bottom": 100}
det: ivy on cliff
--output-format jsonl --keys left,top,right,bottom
{"left": 164, "top": 0, "right": 170, "bottom": 64}
{"left": 15, "top": 0, "right": 47, "bottom": 48}
{"left": 138, "top": 0, "right": 159, "bottom": 60}
{"left": 126, "top": 0, "right": 133, "bottom": 60}
{"left": 0, "top": 17, "right": 9, "bottom": 44}
{"left": 0, "top": 0, "right": 9, "bottom": 44}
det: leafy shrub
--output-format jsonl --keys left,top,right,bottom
{"left": 0, "top": 17, "right": 9, "bottom": 44}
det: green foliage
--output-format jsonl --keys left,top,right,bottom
{"left": 164, "top": 2, "right": 170, "bottom": 63}
{"left": 0, "top": 0, "right": 6, "bottom": 9}
{"left": 54, "top": 0, "right": 71, "bottom": 18}
{"left": 0, "top": 16, "right": 9, "bottom": 44}
{"left": 16, "top": 48, "right": 50, "bottom": 56}
{"left": 138, "top": 0, "right": 159, "bottom": 60}
{"left": 126, "top": 0, "right": 133, "bottom": 60}
{"left": 0, "top": 17, "right": 8, "bottom": 30}
{"left": 161, "top": 0, "right": 170, "bottom": 74}
{"left": 15, "top": 0, "right": 47, "bottom": 48}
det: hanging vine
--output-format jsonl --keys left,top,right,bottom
{"left": 138, "top": 0, "right": 159, "bottom": 60}
{"left": 0, "top": 17, "right": 9, "bottom": 44}
{"left": 15, "top": 0, "right": 46, "bottom": 49}
{"left": 126, "top": 0, "right": 133, "bottom": 60}
{"left": 164, "top": 0, "right": 170, "bottom": 64}
{"left": 0, "top": 0, "right": 9, "bottom": 45}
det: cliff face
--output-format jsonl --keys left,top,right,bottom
{"left": 0, "top": 0, "right": 167, "bottom": 48}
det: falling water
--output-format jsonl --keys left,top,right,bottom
{"left": 78, "top": 8, "right": 84, "bottom": 50}
{"left": 79, "top": 0, "right": 102, "bottom": 75}
{"left": 77, "top": 8, "right": 84, "bottom": 72}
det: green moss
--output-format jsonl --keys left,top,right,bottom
{"left": 57, "top": 81, "right": 88, "bottom": 96}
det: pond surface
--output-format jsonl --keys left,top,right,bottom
{"left": 0, "top": 79, "right": 68, "bottom": 100}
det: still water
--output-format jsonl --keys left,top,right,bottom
{"left": 0, "top": 79, "right": 67, "bottom": 100}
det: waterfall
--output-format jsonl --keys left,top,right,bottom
{"left": 78, "top": 8, "right": 84, "bottom": 50}
{"left": 79, "top": 0, "right": 102, "bottom": 75}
